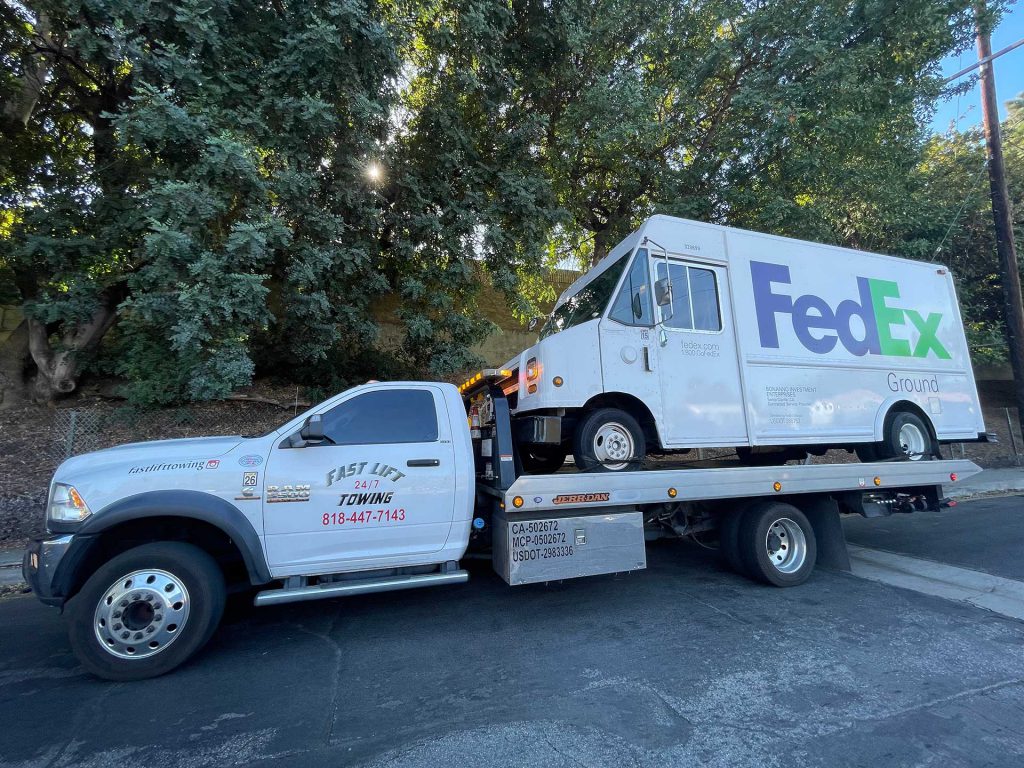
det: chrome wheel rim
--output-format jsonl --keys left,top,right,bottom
{"left": 764, "top": 517, "right": 807, "bottom": 574}
{"left": 898, "top": 422, "right": 927, "bottom": 459}
{"left": 93, "top": 569, "right": 190, "bottom": 660}
{"left": 593, "top": 421, "right": 635, "bottom": 470}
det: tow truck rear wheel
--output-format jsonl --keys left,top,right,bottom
{"left": 717, "top": 508, "right": 749, "bottom": 577}
{"left": 736, "top": 502, "right": 816, "bottom": 587}
{"left": 572, "top": 408, "right": 646, "bottom": 472}
{"left": 67, "top": 542, "right": 225, "bottom": 681}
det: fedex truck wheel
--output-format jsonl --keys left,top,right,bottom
{"left": 736, "top": 502, "right": 816, "bottom": 587}
{"left": 573, "top": 408, "right": 646, "bottom": 472}
{"left": 66, "top": 542, "right": 226, "bottom": 681}
{"left": 521, "top": 446, "right": 569, "bottom": 474}
{"left": 871, "top": 411, "right": 936, "bottom": 462}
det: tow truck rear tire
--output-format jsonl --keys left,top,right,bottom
{"left": 736, "top": 502, "right": 816, "bottom": 587}
{"left": 572, "top": 408, "right": 646, "bottom": 472}
{"left": 66, "top": 542, "right": 226, "bottom": 681}
{"left": 717, "top": 508, "right": 748, "bottom": 577}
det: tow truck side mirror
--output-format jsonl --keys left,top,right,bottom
{"left": 300, "top": 414, "right": 325, "bottom": 443}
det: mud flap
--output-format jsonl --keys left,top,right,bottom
{"left": 800, "top": 496, "right": 851, "bottom": 572}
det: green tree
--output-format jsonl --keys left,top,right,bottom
{"left": 889, "top": 94, "right": 1024, "bottom": 366}
{"left": 373, "top": 0, "right": 563, "bottom": 376}
{"left": 513, "top": 0, "right": 986, "bottom": 265}
{"left": 2, "top": 0, "right": 1012, "bottom": 406}
{"left": 1, "top": 0, "right": 400, "bottom": 404}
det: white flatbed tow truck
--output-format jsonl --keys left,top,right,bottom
{"left": 24, "top": 374, "right": 980, "bottom": 680}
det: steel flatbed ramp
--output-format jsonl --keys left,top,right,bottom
{"left": 503, "top": 459, "right": 981, "bottom": 512}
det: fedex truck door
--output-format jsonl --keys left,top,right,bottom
{"left": 653, "top": 256, "right": 748, "bottom": 447}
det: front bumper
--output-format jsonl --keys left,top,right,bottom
{"left": 22, "top": 534, "right": 75, "bottom": 608}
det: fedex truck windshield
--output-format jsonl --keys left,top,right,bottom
{"left": 539, "top": 253, "right": 629, "bottom": 339}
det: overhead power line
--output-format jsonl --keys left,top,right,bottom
{"left": 944, "top": 36, "right": 1024, "bottom": 83}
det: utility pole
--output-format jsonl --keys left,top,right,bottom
{"left": 975, "top": 2, "right": 1024, "bottom": 440}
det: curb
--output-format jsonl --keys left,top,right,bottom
{"left": 0, "top": 548, "right": 28, "bottom": 593}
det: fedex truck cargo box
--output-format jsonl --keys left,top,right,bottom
{"left": 722, "top": 227, "right": 983, "bottom": 446}
{"left": 504, "top": 214, "right": 984, "bottom": 465}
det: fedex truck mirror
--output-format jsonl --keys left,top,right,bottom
{"left": 750, "top": 261, "right": 950, "bottom": 360}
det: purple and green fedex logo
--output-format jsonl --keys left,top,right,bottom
{"left": 751, "top": 261, "right": 951, "bottom": 359}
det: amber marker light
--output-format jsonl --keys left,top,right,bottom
{"left": 553, "top": 376, "right": 564, "bottom": 387}
{"left": 68, "top": 487, "right": 87, "bottom": 510}
{"left": 512, "top": 496, "right": 524, "bottom": 508}
{"left": 667, "top": 487, "right": 677, "bottom": 498}
{"left": 873, "top": 476, "right": 882, "bottom": 486}
{"left": 773, "top": 481, "right": 783, "bottom": 492}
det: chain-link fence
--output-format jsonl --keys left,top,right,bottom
{"left": 47, "top": 401, "right": 299, "bottom": 462}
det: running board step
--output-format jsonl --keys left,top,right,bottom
{"left": 254, "top": 570, "right": 469, "bottom": 607}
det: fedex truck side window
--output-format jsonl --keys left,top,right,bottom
{"left": 321, "top": 389, "right": 439, "bottom": 445}
{"left": 608, "top": 249, "right": 653, "bottom": 326}
{"left": 655, "top": 261, "right": 722, "bottom": 332}
{"left": 689, "top": 267, "right": 722, "bottom": 331}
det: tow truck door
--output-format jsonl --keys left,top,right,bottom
{"left": 262, "top": 385, "right": 457, "bottom": 577}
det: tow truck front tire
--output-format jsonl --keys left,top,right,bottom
{"left": 573, "top": 408, "right": 646, "bottom": 472}
{"left": 66, "top": 542, "right": 226, "bottom": 681}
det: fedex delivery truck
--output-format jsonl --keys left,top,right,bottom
{"left": 500, "top": 215, "right": 987, "bottom": 472}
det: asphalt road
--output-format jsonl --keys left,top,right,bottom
{"left": 842, "top": 495, "right": 1024, "bottom": 581}
{"left": 2, "top": 497, "right": 1024, "bottom": 768}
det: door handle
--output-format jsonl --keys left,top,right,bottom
{"left": 407, "top": 459, "right": 440, "bottom": 467}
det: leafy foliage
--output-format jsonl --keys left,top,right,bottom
{"left": 0, "top": 0, "right": 1016, "bottom": 402}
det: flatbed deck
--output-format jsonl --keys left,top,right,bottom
{"left": 503, "top": 459, "right": 980, "bottom": 513}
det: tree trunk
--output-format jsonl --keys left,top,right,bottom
{"left": 590, "top": 228, "right": 611, "bottom": 267}
{"left": 0, "top": 319, "right": 30, "bottom": 409}
{"left": 1, "top": 11, "right": 53, "bottom": 131}
{"left": 27, "top": 299, "right": 118, "bottom": 402}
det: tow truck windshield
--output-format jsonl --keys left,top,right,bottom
{"left": 539, "top": 253, "right": 629, "bottom": 339}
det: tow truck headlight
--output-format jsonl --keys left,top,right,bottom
{"left": 48, "top": 483, "right": 91, "bottom": 524}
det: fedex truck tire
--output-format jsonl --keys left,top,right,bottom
{"left": 859, "top": 410, "right": 936, "bottom": 462}
{"left": 573, "top": 408, "right": 646, "bottom": 472}
{"left": 521, "top": 447, "right": 569, "bottom": 474}
{"left": 736, "top": 502, "right": 816, "bottom": 587}
{"left": 66, "top": 542, "right": 226, "bottom": 681}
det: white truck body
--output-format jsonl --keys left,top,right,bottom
{"left": 24, "top": 375, "right": 982, "bottom": 679}
{"left": 51, "top": 382, "right": 475, "bottom": 579}
{"left": 507, "top": 215, "right": 985, "bottom": 453}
